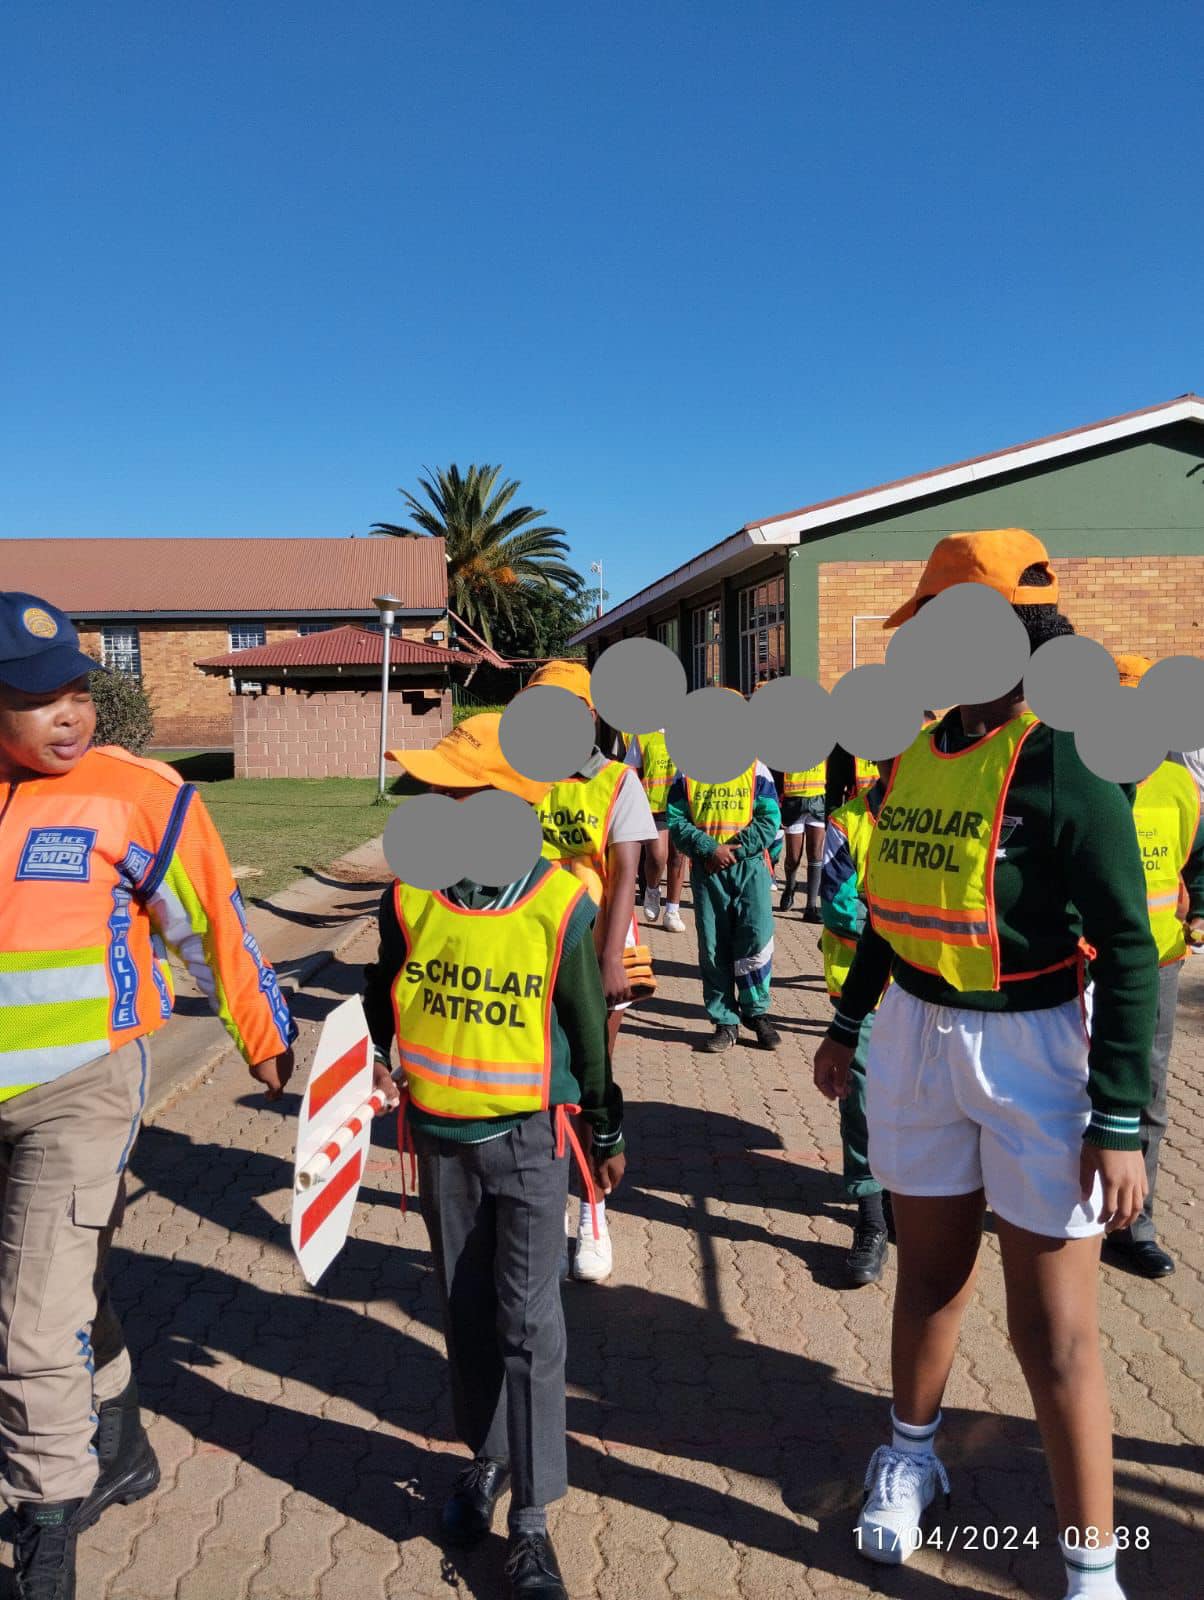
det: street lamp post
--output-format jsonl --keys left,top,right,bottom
{"left": 590, "top": 560, "right": 603, "bottom": 619}
{"left": 373, "top": 594, "right": 402, "bottom": 797}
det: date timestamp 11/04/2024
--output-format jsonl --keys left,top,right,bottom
{"left": 855, "top": 1526, "right": 1151, "bottom": 1555}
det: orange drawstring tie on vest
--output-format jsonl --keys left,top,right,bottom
{"left": 555, "top": 1104, "right": 601, "bottom": 1241}
{"left": 395, "top": 1088, "right": 417, "bottom": 1217}
{"left": 394, "top": 1092, "right": 599, "bottom": 1241}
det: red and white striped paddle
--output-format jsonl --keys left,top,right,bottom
{"left": 290, "top": 996, "right": 399, "bottom": 1285}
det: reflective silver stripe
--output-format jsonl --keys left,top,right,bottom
{"left": 0, "top": 967, "right": 111, "bottom": 1009}
{"left": 734, "top": 939, "right": 775, "bottom": 976}
{"left": 870, "top": 904, "right": 991, "bottom": 937}
{"left": 400, "top": 1051, "right": 543, "bottom": 1089}
{"left": 1147, "top": 892, "right": 1178, "bottom": 911}
{"left": 0, "top": 1039, "right": 109, "bottom": 1089}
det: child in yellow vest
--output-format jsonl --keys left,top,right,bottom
{"left": 525, "top": 660, "right": 656, "bottom": 1282}
{"left": 624, "top": 729, "right": 688, "bottom": 931}
{"left": 1104, "top": 656, "right": 1204, "bottom": 1279}
{"left": 363, "top": 714, "right": 623, "bottom": 1600}
{"left": 819, "top": 757, "right": 894, "bottom": 1284}
{"left": 814, "top": 533, "right": 1157, "bottom": 1600}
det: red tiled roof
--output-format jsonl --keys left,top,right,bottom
{"left": 195, "top": 625, "right": 479, "bottom": 672}
{"left": 0, "top": 536, "right": 447, "bottom": 614}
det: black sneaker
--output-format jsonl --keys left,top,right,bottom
{"left": 15, "top": 1500, "right": 81, "bottom": 1600}
{"left": 778, "top": 881, "right": 797, "bottom": 913}
{"left": 697, "top": 1024, "right": 738, "bottom": 1053}
{"left": 802, "top": 906, "right": 823, "bottom": 924}
{"left": 747, "top": 1016, "right": 782, "bottom": 1050}
{"left": 440, "top": 1457, "right": 511, "bottom": 1547}
{"left": 847, "top": 1220, "right": 889, "bottom": 1286}
{"left": 73, "top": 1378, "right": 161, "bottom": 1534}
{"left": 504, "top": 1531, "right": 568, "bottom": 1598}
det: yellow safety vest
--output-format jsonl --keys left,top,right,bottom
{"left": 1134, "top": 761, "right": 1199, "bottom": 966}
{"left": 684, "top": 769, "right": 756, "bottom": 841}
{"left": 636, "top": 731, "right": 677, "bottom": 813}
{"left": 822, "top": 794, "right": 876, "bottom": 999}
{"left": 783, "top": 763, "right": 826, "bottom": 799}
{"left": 854, "top": 757, "right": 877, "bottom": 793}
{"left": 866, "top": 711, "right": 1060, "bottom": 993}
{"left": 537, "top": 761, "right": 629, "bottom": 879}
{"left": 392, "top": 866, "right": 585, "bottom": 1120}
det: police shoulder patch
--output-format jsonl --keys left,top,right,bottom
{"left": 16, "top": 827, "right": 97, "bottom": 883}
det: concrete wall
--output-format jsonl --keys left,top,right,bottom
{"left": 233, "top": 683, "right": 452, "bottom": 779}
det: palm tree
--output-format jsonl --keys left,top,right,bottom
{"left": 372, "top": 464, "right": 584, "bottom": 644}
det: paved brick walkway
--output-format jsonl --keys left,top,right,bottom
{"left": 11, "top": 898, "right": 1203, "bottom": 1598}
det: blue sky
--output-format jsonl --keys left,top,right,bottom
{"left": 2, "top": 2, "right": 1201, "bottom": 606}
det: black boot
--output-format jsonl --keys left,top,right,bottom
{"left": 14, "top": 1500, "right": 81, "bottom": 1600}
{"left": 504, "top": 1530, "right": 568, "bottom": 1598}
{"left": 440, "top": 1457, "right": 511, "bottom": 1547}
{"left": 778, "top": 874, "right": 797, "bottom": 913}
{"left": 747, "top": 1015, "right": 782, "bottom": 1051}
{"left": 73, "top": 1377, "right": 161, "bottom": 1534}
{"left": 697, "top": 1023, "right": 738, "bottom": 1053}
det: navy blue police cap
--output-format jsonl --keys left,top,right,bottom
{"left": 0, "top": 592, "right": 105, "bottom": 693}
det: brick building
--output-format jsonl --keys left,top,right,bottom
{"left": 196, "top": 625, "right": 477, "bottom": 778}
{"left": 573, "top": 394, "right": 1204, "bottom": 687}
{"left": 0, "top": 536, "right": 450, "bottom": 746}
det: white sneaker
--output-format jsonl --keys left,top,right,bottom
{"left": 662, "top": 907, "right": 686, "bottom": 933}
{"left": 856, "top": 1444, "right": 949, "bottom": 1565}
{"left": 572, "top": 1217, "right": 613, "bottom": 1281}
{"left": 643, "top": 886, "right": 662, "bottom": 924}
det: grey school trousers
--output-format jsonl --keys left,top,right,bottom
{"left": 0, "top": 1039, "right": 148, "bottom": 1503}
{"left": 414, "top": 1112, "right": 571, "bottom": 1510}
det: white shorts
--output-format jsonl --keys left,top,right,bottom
{"left": 865, "top": 985, "right": 1104, "bottom": 1239}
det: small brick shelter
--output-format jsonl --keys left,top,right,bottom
{"left": 196, "top": 626, "right": 478, "bottom": 778}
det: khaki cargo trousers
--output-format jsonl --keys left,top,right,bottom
{"left": 0, "top": 1038, "right": 149, "bottom": 1504}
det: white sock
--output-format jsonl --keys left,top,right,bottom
{"left": 664, "top": 902, "right": 679, "bottom": 915}
{"left": 578, "top": 1196, "right": 606, "bottom": 1236}
{"left": 1060, "top": 1534, "right": 1125, "bottom": 1598}
{"left": 890, "top": 1405, "right": 940, "bottom": 1456}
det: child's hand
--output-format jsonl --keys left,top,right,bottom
{"left": 249, "top": 1048, "right": 294, "bottom": 1101}
{"left": 593, "top": 1153, "right": 626, "bottom": 1196}
{"left": 372, "top": 1054, "right": 401, "bottom": 1107}
{"left": 708, "top": 844, "right": 738, "bottom": 872}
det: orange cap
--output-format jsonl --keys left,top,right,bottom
{"left": 883, "top": 529, "right": 1058, "bottom": 630}
{"left": 387, "top": 712, "right": 552, "bottom": 805}
{"left": 1115, "top": 653, "right": 1153, "bottom": 687}
{"left": 526, "top": 658, "right": 593, "bottom": 707}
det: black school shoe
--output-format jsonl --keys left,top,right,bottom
{"left": 1104, "top": 1229, "right": 1175, "bottom": 1278}
{"left": 73, "top": 1378, "right": 161, "bottom": 1534}
{"left": 847, "top": 1219, "right": 889, "bottom": 1286}
{"left": 15, "top": 1499, "right": 81, "bottom": 1600}
{"left": 697, "top": 1024, "right": 738, "bottom": 1053}
{"left": 440, "top": 1458, "right": 511, "bottom": 1547}
{"left": 746, "top": 1015, "right": 782, "bottom": 1050}
{"left": 504, "top": 1531, "right": 568, "bottom": 1598}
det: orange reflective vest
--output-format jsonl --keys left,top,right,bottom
{"left": 0, "top": 745, "right": 294, "bottom": 1098}
{"left": 391, "top": 865, "right": 586, "bottom": 1120}
{"left": 1134, "top": 761, "right": 1200, "bottom": 965}
{"left": 866, "top": 712, "right": 1077, "bottom": 992}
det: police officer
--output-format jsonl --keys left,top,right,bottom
{"left": 0, "top": 592, "right": 296, "bottom": 1599}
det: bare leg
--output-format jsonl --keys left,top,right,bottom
{"left": 890, "top": 1191, "right": 985, "bottom": 1423}
{"left": 666, "top": 842, "right": 687, "bottom": 904}
{"left": 996, "top": 1218, "right": 1116, "bottom": 1544}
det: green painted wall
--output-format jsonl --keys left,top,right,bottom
{"left": 788, "top": 424, "right": 1204, "bottom": 679}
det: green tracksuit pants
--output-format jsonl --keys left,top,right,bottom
{"left": 839, "top": 1011, "right": 882, "bottom": 1198}
{"left": 690, "top": 855, "right": 774, "bottom": 1025}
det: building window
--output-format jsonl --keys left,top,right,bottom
{"left": 737, "top": 574, "right": 785, "bottom": 693}
{"left": 655, "top": 617, "right": 679, "bottom": 657}
{"left": 101, "top": 626, "right": 142, "bottom": 678}
{"left": 689, "top": 602, "right": 722, "bottom": 690}
{"left": 298, "top": 622, "right": 337, "bottom": 636}
{"left": 229, "top": 624, "right": 267, "bottom": 652}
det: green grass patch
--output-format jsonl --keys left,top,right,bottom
{"left": 152, "top": 752, "right": 403, "bottom": 900}
{"left": 452, "top": 701, "right": 506, "bottom": 725}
